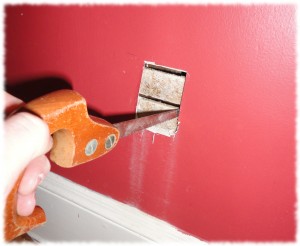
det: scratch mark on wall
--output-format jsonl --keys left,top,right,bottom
{"left": 129, "top": 130, "right": 149, "bottom": 207}
{"left": 152, "top": 133, "right": 156, "bottom": 144}
{"left": 161, "top": 138, "right": 178, "bottom": 217}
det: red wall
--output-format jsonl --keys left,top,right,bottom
{"left": 5, "top": 5, "right": 296, "bottom": 241}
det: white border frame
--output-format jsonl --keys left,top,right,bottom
{"left": 1, "top": 1, "right": 298, "bottom": 244}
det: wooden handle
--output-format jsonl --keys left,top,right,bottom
{"left": 5, "top": 89, "right": 120, "bottom": 241}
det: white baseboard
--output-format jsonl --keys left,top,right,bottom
{"left": 28, "top": 172, "right": 205, "bottom": 243}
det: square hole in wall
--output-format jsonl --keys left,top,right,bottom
{"left": 136, "top": 61, "right": 187, "bottom": 137}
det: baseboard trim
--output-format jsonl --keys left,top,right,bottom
{"left": 29, "top": 172, "right": 204, "bottom": 243}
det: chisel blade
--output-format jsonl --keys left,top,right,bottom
{"left": 114, "top": 109, "right": 179, "bottom": 138}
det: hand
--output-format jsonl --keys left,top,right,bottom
{"left": 4, "top": 92, "right": 53, "bottom": 216}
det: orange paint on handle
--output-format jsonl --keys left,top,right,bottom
{"left": 5, "top": 89, "right": 120, "bottom": 241}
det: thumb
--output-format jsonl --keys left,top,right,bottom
{"left": 4, "top": 112, "right": 53, "bottom": 198}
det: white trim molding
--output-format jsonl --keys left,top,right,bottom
{"left": 29, "top": 172, "right": 205, "bottom": 243}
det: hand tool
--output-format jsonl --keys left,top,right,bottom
{"left": 4, "top": 89, "right": 179, "bottom": 241}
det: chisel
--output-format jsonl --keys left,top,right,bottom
{"left": 5, "top": 89, "right": 179, "bottom": 241}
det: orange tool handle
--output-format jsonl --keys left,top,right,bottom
{"left": 4, "top": 89, "right": 120, "bottom": 241}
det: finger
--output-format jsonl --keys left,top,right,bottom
{"left": 16, "top": 192, "right": 36, "bottom": 217}
{"left": 18, "top": 155, "right": 51, "bottom": 196}
{"left": 17, "top": 155, "right": 50, "bottom": 216}
{"left": 4, "top": 112, "right": 53, "bottom": 198}
{"left": 4, "top": 91, "right": 24, "bottom": 116}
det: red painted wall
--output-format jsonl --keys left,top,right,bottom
{"left": 5, "top": 5, "right": 296, "bottom": 241}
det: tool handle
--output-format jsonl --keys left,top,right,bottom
{"left": 5, "top": 89, "right": 120, "bottom": 241}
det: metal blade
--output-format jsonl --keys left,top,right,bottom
{"left": 114, "top": 109, "right": 179, "bottom": 138}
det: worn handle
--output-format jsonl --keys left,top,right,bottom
{"left": 5, "top": 89, "right": 120, "bottom": 241}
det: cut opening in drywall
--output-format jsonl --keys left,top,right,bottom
{"left": 136, "top": 61, "right": 187, "bottom": 137}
